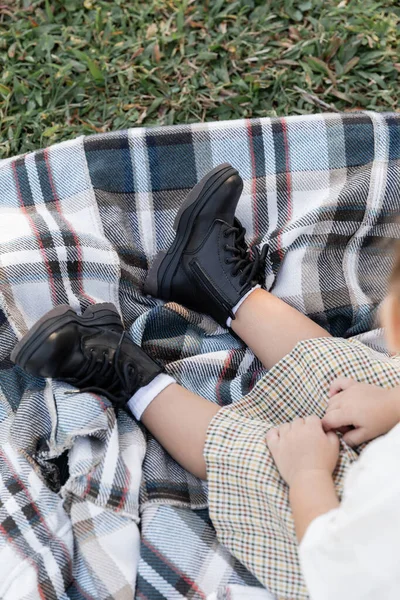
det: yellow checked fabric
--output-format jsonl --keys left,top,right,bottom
{"left": 204, "top": 337, "right": 400, "bottom": 600}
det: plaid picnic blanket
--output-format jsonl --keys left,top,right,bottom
{"left": 0, "top": 111, "right": 399, "bottom": 599}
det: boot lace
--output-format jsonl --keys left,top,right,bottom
{"left": 223, "top": 220, "right": 269, "bottom": 288}
{"left": 64, "top": 332, "right": 138, "bottom": 408}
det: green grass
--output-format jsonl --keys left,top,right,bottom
{"left": 0, "top": 0, "right": 399, "bottom": 159}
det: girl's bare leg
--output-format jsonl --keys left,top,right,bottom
{"left": 141, "top": 289, "right": 331, "bottom": 479}
{"left": 142, "top": 384, "right": 218, "bottom": 479}
{"left": 231, "top": 288, "right": 331, "bottom": 369}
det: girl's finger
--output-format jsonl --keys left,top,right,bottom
{"left": 322, "top": 408, "right": 353, "bottom": 431}
{"left": 266, "top": 428, "right": 279, "bottom": 448}
{"left": 326, "top": 430, "right": 340, "bottom": 450}
{"left": 342, "top": 427, "right": 368, "bottom": 447}
{"left": 326, "top": 397, "right": 341, "bottom": 411}
{"left": 329, "top": 377, "right": 357, "bottom": 398}
{"left": 279, "top": 422, "right": 291, "bottom": 436}
{"left": 321, "top": 407, "right": 346, "bottom": 433}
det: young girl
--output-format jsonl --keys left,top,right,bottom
{"left": 13, "top": 165, "right": 400, "bottom": 600}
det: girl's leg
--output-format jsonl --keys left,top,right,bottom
{"left": 141, "top": 288, "right": 331, "bottom": 479}
{"left": 231, "top": 288, "right": 331, "bottom": 369}
{"left": 142, "top": 384, "right": 218, "bottom": 479}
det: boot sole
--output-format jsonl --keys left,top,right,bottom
{"left": 144, "top": 163, "right": 238, "bottom": 299}
{"left": 10, "top": 303, "right": 123, "bottom": 370}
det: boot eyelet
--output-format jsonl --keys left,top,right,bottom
{"left": 225, "top": 258, "right": 230, "bottom": 265}
{"left": 223, "top": 230, "right": 230, "bottom": 238}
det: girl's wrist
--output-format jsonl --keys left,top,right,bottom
{"left": 288, "top": 468, "right": 334, "bottom": 491}
{"left": 289, "top": 469, "right": 339, "bottom": 542}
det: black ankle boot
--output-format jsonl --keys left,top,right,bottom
{"left": 11, "top": 304, "right": 162, "bottom": 408}
{"left": 144, "top": 163, "right": 267, "bottom": 327}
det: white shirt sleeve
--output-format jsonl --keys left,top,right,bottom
{"left": 299, "top": 424, "right": 400, "bottom": 600}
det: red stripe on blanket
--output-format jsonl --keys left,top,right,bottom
{"left": 0, "top": 449, "right": 74, "bottom": 583}
{"left": 12, "top": 161, "right": 58, "bottom": 305}
{"left": 246, "top": 119, "right": 259, "bottom": 241}
{"left": 216, "top": 349, "right": 235, "bottom": 405}
{"left": 142, "top": 538, "right": 207, "bottom": 599}
{"left": 43, "top": 148, "right": 94, "bottom": 304}
{"left": 115, "top": 470, "right": 131, "bottom": 512}
{"left": 82, "top": 394, "right": 115, "bottom": 502}
{"left": 0, "top": 521, "right": 47, "bottom": 600}
{"left": 249, "top": 368, "right": 262, "bottom": 392}
{"left": 277, "top": 118, "right": 293, "bottom": 261}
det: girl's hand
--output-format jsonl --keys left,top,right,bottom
{"left": 322, "top": 378, "right": 400, "bottom": 447}
{"left": 266, "top": 415, "right": 340, "bottom": 488}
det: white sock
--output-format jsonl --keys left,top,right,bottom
{"left": 127, "top": 373, "right": 176, "bottom": 420}
{"left": 226, "top": 285, "right": 260, "bottom": 328}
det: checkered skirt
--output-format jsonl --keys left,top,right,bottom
{"left": 204, "top": 336, "right": 400, "bottom": 600}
